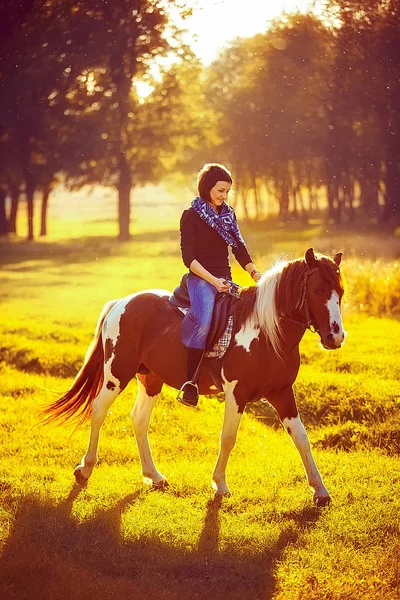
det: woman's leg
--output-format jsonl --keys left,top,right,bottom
{"left": 179, "top": 275, "right": 217, "bottom": 406}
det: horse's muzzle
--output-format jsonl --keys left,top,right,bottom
{"left": 322, "top": 332, "right": 345, "bottom": 350}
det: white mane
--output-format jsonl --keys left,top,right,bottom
{"left": 254, "top": 261, "right": 287, "bottom": 356}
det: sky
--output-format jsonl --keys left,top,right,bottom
{"left": 182, "top": 0, "right": 318, "bottom": 64}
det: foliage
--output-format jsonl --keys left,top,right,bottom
{"left": 201, "top": 4, "right": 400, "bottom": 226}
{"left": 2, "top": 1, "right": 400, "bottom": 239}
{"left": 0, "top": 0, "right": 191, "bottom": 240}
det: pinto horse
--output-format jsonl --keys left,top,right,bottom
{"left": 44, "top": 247, "right": 345, "bottom": 506}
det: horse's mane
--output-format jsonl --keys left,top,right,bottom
{"left": 237, "top": 254, "right": 345, "bottom": 357}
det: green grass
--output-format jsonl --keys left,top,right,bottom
{"left": 1, "top": 191, "right": 400, "bottom": 599}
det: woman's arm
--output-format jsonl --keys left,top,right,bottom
{"left": 230, "top": 212, "right": 261, "bottom": 281}
{"left": 244, "top": 262, "right": 262, "bottom": 282}
{"left": 189, "top": 259, "right": 229, "bottom": 292}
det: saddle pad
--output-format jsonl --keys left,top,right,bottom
{"left": 176, "top": 307, "right": 233, "bottom": 359}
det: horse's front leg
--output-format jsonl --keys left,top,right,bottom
{"left": 269, "top": 386, "right": 330, "bottom": 506}
{"left": 131, "top": 376, "right": 167, "bottom": 488}
{"left": 212, "top": 380, "right": 243, "bottom": 497}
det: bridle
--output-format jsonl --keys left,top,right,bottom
{"left": 286, "top": 266, "right": 320, "bottom": 334}
{"left": 225, "top": 270, "right": 320, "bottom": 333}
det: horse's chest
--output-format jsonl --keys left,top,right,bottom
{"left": 224, "top": 328, "right": 300, "bottom": 392}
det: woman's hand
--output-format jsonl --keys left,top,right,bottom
{"left": 212, "top": 277, "right": 230, "bottom": 293}
{"left": 252, "top": 271, "right": 262, "bottom": 282}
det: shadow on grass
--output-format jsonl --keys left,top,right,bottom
{"left": 0, "top": 484, "right": 323, "bottom": 600}
{"left": 0, "top": 230, "right": 180, "bottom": 269}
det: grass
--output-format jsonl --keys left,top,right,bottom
{"left": 1, "top": 185, "right": 400, "bottom": 599}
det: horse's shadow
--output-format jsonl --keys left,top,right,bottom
{"left": 0, "top": 485, "right": 322, "bottom": 600}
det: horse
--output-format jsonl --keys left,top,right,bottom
{"left": 43, "top": 247, "right": 345, "bottom": 506}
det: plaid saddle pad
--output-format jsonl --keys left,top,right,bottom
{"left": 177, "top": 307, "right": 234, "bottom": 359}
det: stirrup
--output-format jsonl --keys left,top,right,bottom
{"left": 176, "top": 380, "right": 199, "bottom": 406}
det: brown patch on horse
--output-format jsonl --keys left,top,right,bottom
{"left": 137, "top": 372, "right": 163, "bottom": 397}
{"left": 104, "top": 337, "right": 114, "bottom": 363}
{"left": 235, "top": 286, "right": 257, "bottom": 327}
{"left": 106, "top": 381, "right": 116, "bottom": 391}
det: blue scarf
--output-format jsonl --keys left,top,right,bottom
{"left": 191, "top": 197, "right": 245, "bottom": 249}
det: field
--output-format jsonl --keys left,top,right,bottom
{"left": 1, "top": 185, "right": 400, "bottom": 600}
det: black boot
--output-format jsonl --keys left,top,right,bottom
{"left": 177, "top": 347, "right": 204, "bottom": 407}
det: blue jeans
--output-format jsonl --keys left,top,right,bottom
{"left": 186, "top": 274, "right": 218, "bottom": 349}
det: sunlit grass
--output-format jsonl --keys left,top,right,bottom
{"left": 1, "top": 187, "right": 400, "bottom": 599}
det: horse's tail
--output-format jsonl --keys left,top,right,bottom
{"left": 41, "top": 299, "right": 119, "bottom": 425}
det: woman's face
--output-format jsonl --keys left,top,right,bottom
{"left": 209, "top": 181, "right": 231, "bottom": 208}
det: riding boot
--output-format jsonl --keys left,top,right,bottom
{"left": 177, "top": 347, "right": 204, "bottom": 407}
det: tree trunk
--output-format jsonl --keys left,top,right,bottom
{"left": 253, "top": 176, "right": 260, "bottom": 220}
{"left": 118, "top": 158, "right": 131, "bottom": 241}
{"left": 0, "top": 189, "right": 7, "bottom": 235}
{"left": 335, "top": 183, "right": 343, "bottom": 224}
{"left": 280, "top": 181, "right": 289, "bottom": 220}
{"left": 9, "top": 187, "right": 20, "bottom": 234}
{"left": 242, "top": 189, "right": 250, "bottom": 220}
{"left": 113, "top": 43, "right": 134, "bottom": 241}
{"left": 347, "top": 178, "right": 355, "bottom": 223}
{"left": 327, "top": 181, "right": 337, "bottom": 220}
{"left": 383, "top": 159, "right": 400, "bottom": 222}
{"left": 25, "top": 175, "right": 35, "bottom": 240}
{"left": 40, "top": 187, "right": 50, "bottom": 236}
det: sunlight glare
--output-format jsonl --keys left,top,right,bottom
{"left": 183, "top": 0, "right": 321, "bottom": 64}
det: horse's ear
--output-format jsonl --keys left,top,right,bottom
{"left": 305, "top": 247, "right": 317, "bottom": 268}
{"left": 333, "top": 252, "right": 343, "bottom": 266}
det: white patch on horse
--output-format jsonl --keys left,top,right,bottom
{"left": 221, "top": 369, "right": 240, "bottom": 410}
{"left": 326, "top": 290, "right": 344, "bottom": 346}
{"left": 234, "top": 320, "right": 260, "bottom": 352}
{"left": 282, "top": 416, "right": 325, "bottom": 491}
{"left": 102, "top": 297, "right": 131, "bottom": 358}
{"left": 142, "top": 289, "right": 171, "bottom": 297}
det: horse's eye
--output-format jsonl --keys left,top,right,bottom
{"left": 313, "top": 288, "right": 321, "bottom": 295}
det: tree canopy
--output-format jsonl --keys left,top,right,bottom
{"left": 1, "top": 0, "right": 399, "bottom": 238}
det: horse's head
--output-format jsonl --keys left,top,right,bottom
{"left": 304, "top": 247, "right": 345, "bottom": 350}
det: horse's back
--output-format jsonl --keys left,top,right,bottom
{"left": 106, "top": 289, "right": 177, "bottom": 333}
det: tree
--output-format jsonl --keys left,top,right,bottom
{"left": 62, "top": 0, "right": 190, "bottom": 240}
{"left": 0, "top": 0, "right": 190, "bottom": 240}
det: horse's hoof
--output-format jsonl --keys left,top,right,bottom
{"left": 214, "top": 490, "right": 231, "bottom": 499}
{"left": 151, "top": 479, "right": 169, "bottom": 491}
{"left": 74, "top": 468, "right": 89, "bottom": 487}
{"left": 314, "top": 495, "right": 331, "bottom": 507}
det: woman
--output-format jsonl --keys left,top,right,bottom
{"left": 178, "top": 163, "right": 262, "bottom": 407}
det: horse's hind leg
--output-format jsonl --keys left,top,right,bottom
{"left": 131, "top": 374, "right": 167, "bottom": 488}
{"left": 74, "top": 381, "right": 120, "bottom": 485}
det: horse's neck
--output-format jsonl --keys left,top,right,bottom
{"left": 277, "top": 260, "right": 306, "bottom": 321}
{"left": 235, "top": 287, "right": 257, "bottom": 329}
{"left": 278, "top": 317, "right": 307, "bottom": 351}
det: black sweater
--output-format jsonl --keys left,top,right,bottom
{"left": 180, "top": 208, "right": 253, "bottom": 278}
